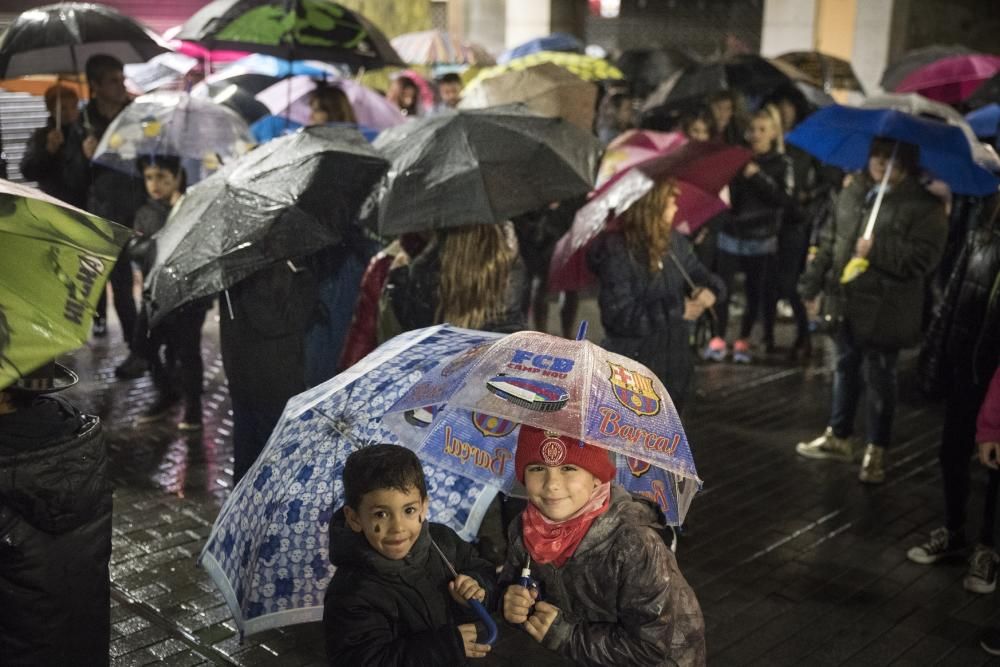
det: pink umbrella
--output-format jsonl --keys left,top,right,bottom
{"left": 255, "top": 75, "right": 405, "bottom": 131}
{"left": 162, "top": 26, "right": 248, "bottom": 67}
{"left": 896, "top": 54, "right": 1000, "bottom": 104}
{"left": 548, "top": 135, "right": 751, "bottom": 293}
{"left": 400, "top": 69, "right": 435, "bottom": 113}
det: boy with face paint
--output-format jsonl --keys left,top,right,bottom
{"left": 324, "top": 445, "right": 497, "bottom": 664}
{"left": 500, "top": 426, "right": 706, "bottom": 666}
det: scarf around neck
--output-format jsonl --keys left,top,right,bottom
{"left": 522, "top": 482, "right": 612, "bottom": 568}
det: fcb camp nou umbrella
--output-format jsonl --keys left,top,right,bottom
{"left": 176, "top": 0, "right": 405, "bottom": 71}
{"left": 0, "top": 2, "right": 168, "bottom": 78}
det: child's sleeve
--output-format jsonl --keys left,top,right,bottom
{"left": 443, "top": 525, "right": 499, "bottom": 608}
{"left": 977, "top": 366, "right": 1000, "bottom": 444}
{"left": 541, "top": 527, "right": 704, "bottom": 667}
{"left": 323, "top": 580, "right": 466, "bottom": 667}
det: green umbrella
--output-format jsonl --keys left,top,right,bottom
{"left": 0, "top": 180, "right": 131, "bottom": 390}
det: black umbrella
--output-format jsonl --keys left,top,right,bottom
{"left": 615, "top": 48, "right": 696, "bottom": 99}
{"left": 176, "top": 0, "right": 404, "bottom": 72}
{"left": 362, "top": 106, "right": 602, "bottom": 236}
{"left": 0, "top": 2, "right": 167, "bottom": 78}
{"left": 146, "top": 125, "right": 388, "bottom": 323}
{"left": 775, "top": 51, "right": 864, "bottom": 92}
{"left": 642, "top": 54, "right": 794, "bottom": 113}
{"left": 880, "top": 43, "right": 975, "bottom": 92}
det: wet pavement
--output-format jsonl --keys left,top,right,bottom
{"left": 58, "top": 299, "right": 1000, "bottom": 666}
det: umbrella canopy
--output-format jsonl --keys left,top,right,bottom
{"left": 498, "top": 32, "right": 584, "bottom": 64}
{"left": 775, "top": 51, "right": 864, "bottom": 92}
{"left": 199, "top": 324, "right": 505, "bottom": 635}
{"left": 0, "top": 179, "right": 131, "bottom": 389}
{"left": 146, "top": 125, "right": 387, "bottom": 322}
{"left": 176, "top": 0, "right": 404, "bottom": 71}
{"left": 880, "top": 44, "right": 976, "bottom": 92}
{"left": 253, "top": 74, "right": 405, "bottom": 131}
{"left": 967, "top": 104, "right": 1000, "bottom": 140}
{"left": 391, "top": 29, "right": 494, "bottom": 66}
{"left": 123, "top": 51, "right": 199, "bottom": 93}
{"left": 191, "top": 73, "right": 276, "bottom": 123}
{"left": 458, "top": 62, "right": 598, "bottom": 131}
{"left": 786, "top": 103, "right": 999, "bottom": 196}
{"left": 548, "top": 136, "right": 752, "bottom": 293}
{"left": 467, "top": 51, "right": 624, "bottom": 87}
{"left": 92, "top": 91, "right": 254, "bottom": 184}
{"left": 616, "top": 47, "right": 696, "bottom": 99}
{"left": 383, "top": 329, "right": 702, "bottom": 525}
{"left": 362, "top": 106, "right": 602, "bottom": 236}
{"left": 641, "top": 54, "right": 795, "bottom": 114}
{"left": 0, "top": 2, "right": 168, "bottom": 78}
{"left": 895, "top": 54, "right": 1000, "bottom": 104}
{"left": 861, "top": 93, "right": 1000, "bottom": 173}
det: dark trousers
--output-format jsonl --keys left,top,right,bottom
{"left": 149, "top": 307, "right": 206, "bottom": 405}
{"left": 941, "top": 366, "right": 1000, "bottom": 544}
{"left": 96, "top": 251, "right": 137, "bottom": 347}
{"left": 715, "top": 250, "right": 776, "bottom": 343}
{"left": 231, "top": 397, "right": 285, "bottom": 484}
{"left": 828, "top": 326, "right": 899, "bottom": 447}
{"left": 775, "top": 224, "right": 810, "bottom": 341}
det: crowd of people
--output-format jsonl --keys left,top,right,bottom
{"left": 2, "top": 27, "right": 1000, "bottom": 667}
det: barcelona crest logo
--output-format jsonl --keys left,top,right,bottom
{"left": 472, "top": 412, "right": 516, "bottom": 437}
{"left": 626, "top": 455, "right": 652, "bottom": 478}
{"left": 608, "top": 362, "right": 661, "bottom": 416}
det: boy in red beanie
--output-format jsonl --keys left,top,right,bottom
{"left": 500, "top": 426, "right": 706, "bottom": 666}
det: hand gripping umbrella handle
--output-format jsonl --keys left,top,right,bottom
{"left": 469, "top": 599, "right": 498, "bottom": 645}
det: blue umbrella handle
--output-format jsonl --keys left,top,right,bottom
{"left": 469, "top": 599, "right": 498, "bottom": 645}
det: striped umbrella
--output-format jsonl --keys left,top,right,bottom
{"left": 390, "top": 30, "right": 494, "bottom": 66}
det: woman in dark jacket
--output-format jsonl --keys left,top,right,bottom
{"left": 706, "top": 105, "right": 796, "bottom": 363}
{"left": 385, "top": 222, "right": 526, "bottom": 335}
{"left": 0, "top": 364, "right": 112, "bottom": 666}
{"left": 587, "top": 178, "right": 724, "bottom": 413}
{"left": 908, "top": 197, "right": 1000, "bottom": 586}
{"left": 19, "top": 85, "right": 89, "bottom": 208}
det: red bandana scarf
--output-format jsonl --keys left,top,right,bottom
{"left": 522, "top": 482, "right": 612, "bottom": 568}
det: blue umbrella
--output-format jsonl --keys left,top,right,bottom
{"left": 498, "top": 32, "right": 583, "bottom": 64}
{"left": 199, "top": 325, "right": 504, "bottom": 636}
{"left": 249, "top": 116, "right": 379, "bottom": 143}
{"left": 787, "top": 104, "right": 999, "bottom": 196}
{"left": 967, "top": 103, "right": 1000, "bottom": 141}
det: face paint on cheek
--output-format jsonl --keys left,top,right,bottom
{"left": 373, "top": 525, "right": 381, "bottom": 534}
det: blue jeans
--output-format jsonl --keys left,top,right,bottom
{"left": 829, "top": 327, "right": 899, "bottom": 448}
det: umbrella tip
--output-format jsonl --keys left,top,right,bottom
{"left": 575, "top": 320, "right": 588, "bottom": 341}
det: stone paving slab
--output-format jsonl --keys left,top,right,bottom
{"left": 56, "top": 306, "right": 1000, "bottom": 665}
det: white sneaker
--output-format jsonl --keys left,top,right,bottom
{"left": 795, "top": 427, "right": 853, "bottom": 462}
{"left": 964, "top": 545, "right": 999, "bottom": 594}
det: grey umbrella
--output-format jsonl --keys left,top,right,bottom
{"left": 362, "top": 105, "right": 602, "bottom": 236}
{"left": 146, "top": 125, "right": 388, "bottom": 324}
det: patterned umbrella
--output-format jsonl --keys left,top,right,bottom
{"left": 176, "top": 0, "right": 404, "bottom": 71}
{"left": 199, "top": 325, "right": 504, "bottom": 635}
{"left": 466, "top": 51, "right": 624, "bottom": 87}
{"left": 775, "top": 51, "right": 864, "bottom": 92}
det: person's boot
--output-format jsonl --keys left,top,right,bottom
{"left": 858, "top": 443, "right": 887, "bottom": 484}
{"left": 795, "top": 427, "right": 853, "bottom": 462}
{"left": 115, "top": 353, "right": 147, "bottom": 379}
{"left": 178, "top": 400, "right": 203, "bottom": 431}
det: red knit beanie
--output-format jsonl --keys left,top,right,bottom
{"left": 515, "top": 425, "right": 616, "bottom": 483}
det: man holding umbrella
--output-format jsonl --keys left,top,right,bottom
{"left": 80, "top": 55, "right": 145, "bottom": 370}
{"left": 795, "top": 138, "right": 947, "bottom": 483}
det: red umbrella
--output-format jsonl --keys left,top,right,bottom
{"left": 548, "top": 137, "right": 751, "bottom": 293}
{"left": 895, "top": 54, "right": 1000, "bottom": 104}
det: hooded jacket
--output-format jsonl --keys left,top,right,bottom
{"left": 20, "top": 120, "right": 90, "bottom": 208}
{"left": 799, "top": 172, "right": 947, "bottom": 349}
{"left": 722, "top": 149, "right": 797, "bottom": 242}
{"left": 324, "top": 513, "right": 497, "bottom": 666}
{"left": 0, "top": 396, "right": 112, "bottom": 666}
{"left": 498, "top": 486, "right": 706, "bottom": 667}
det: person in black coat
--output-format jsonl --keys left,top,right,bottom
{"left": 19, "top": 85, "right": 89, "bottom": 208}
{"left": 324, "top": 445, "right": 496, "bottom": 665}
{"left": 0, "top": 362, "right": 112, "bottom": 666}
{"left": 587, "top": 179, "right": 725, "bottom": 413}
{"left": 908, "top": 197, "right": 1000, "bottom": 585}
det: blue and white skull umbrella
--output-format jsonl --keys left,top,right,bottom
{"left": 200, "top": 325, "right": 504, "bottom": 636}
{"left": 383, "top": 330, "right": 702, "bottom": 526}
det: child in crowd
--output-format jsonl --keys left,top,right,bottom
{"left": 324, "top": 444, "right": 497, "bottom": 664}
{"left": 131, "top": 155, "right": 208, "bottom": 430}
{"left": 500, "top": 426, "right": 706, "bottom": 666}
